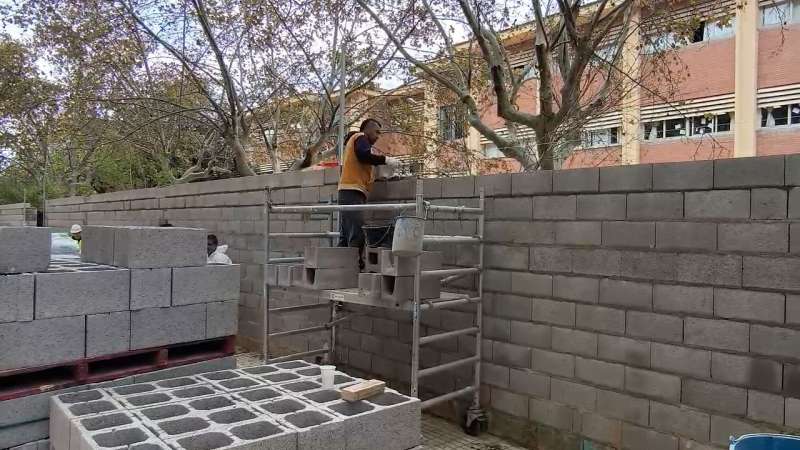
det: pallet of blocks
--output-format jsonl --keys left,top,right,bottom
{"left": 49, "top": 360, "right": 421, "bottom": 450}
{"left": 0, "top": 225, "right": 240, "bottom": 449}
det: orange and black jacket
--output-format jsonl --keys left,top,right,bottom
{"left": 337, "top": 132, "right": 386, "bottom": 194}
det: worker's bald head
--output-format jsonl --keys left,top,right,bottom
{"left": 360, "top": 118, "right": 382, "bottom": 144}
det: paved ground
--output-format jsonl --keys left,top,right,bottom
{"left": 235, "top": 351, "right": 526, "bottom": 450}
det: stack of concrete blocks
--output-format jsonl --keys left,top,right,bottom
{"left": 49, "top": 360, "right": 421, "bottom": 450}
{"left": 0, "top": 203, "right": 35, "bottom": 226}
{"left": 268, "top": 247, "right": 359, "bottom": 290}
{"left": 357, "top": 250, "right": 443, "bottom": 305}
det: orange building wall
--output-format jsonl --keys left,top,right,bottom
{"left": 758, "top": 24, "right": 800, "bottom": 88}
{"left": 639, "top": 135, "right": 735, "bottom": 163}
{"left": 757, "top": 129, "right": 800, "bottom": 155}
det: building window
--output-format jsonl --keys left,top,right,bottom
{"left": 644, "top": 113, "right": 733, "bottom": 140}
{"left": 580, "top": 127, "right": 619, "bottom": 148}
{"left": 438, "top": 104, "right": 465, "bottom": 141}
{"left": 762, "top": 2, "right": 790, "bottom": 26}
{"left": 761, "top": 104, "right": 800, "bottom": 127}
{"left": 704, "top": 18, "right": 735, "bottom": 40}
{"left": 482, "top": 143, "right": 505, "bottom": 159}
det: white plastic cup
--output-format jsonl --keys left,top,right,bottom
{"left": 320, "top": 365, "right": 336, "bottom": 388}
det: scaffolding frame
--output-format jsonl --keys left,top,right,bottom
{"left": 261, "top": 179, "right": 486, "bottom": 428}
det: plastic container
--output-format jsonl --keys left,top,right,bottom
{"left": 730, "top": 433, "right": 800, "bottom": 449}
{"left": 363, "top": 224, "right": 394, "bottom": 248}
{"left": 320, "top": 365, "right": 336, "bottom": 388}
{"left": 392, "top": 216, "right": 425, "bottom": 257}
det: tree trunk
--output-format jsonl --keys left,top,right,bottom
{"left": 225, "top": 129, "right": 256, "bottom": 177}
{"left": 536, "top": 126, "right": 555, "bottom": 170}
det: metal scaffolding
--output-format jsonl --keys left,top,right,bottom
{"left": 262, "top": 179, "right": 486, "bottom": 431}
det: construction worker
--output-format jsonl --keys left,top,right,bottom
{"left": 69, "top": 224, "right": 82, "bottom": 252}
{"left": 207, "top": 234, "right": 232, "bottom": 264}
{"left": 337, "top": 118, "right": 400, "bottom": 269}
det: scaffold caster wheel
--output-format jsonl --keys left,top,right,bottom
{"left": 463, "top": 406, "right": 488, "bottom": 436}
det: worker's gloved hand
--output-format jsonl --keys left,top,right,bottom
{"left": 385, "top": 156, "right": 401, "bottom": 167}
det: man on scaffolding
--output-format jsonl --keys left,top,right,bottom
{"left": 337, "top": 118, "right": 400, "bottom": 269}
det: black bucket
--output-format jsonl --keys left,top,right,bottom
{"left": 362, "top": 224, "right": 394, "bottom": 248}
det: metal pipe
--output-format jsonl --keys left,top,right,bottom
{"left": 441, "top": 272, "right": 471, "bottom": 285}
{"left": 328, "top": 208, "right": 337, "bottom": 365}
{"left": 473, "top": 187, "right": 486, "bottom": 410}
{"left": 267, "top": 348, "right": 329, "bottom": 363}
{"left": 421, "top": 386, "right": 477, "bottom": 410}
{"left": 262, "top": 188, "right": 271, "bottom": 363}
{"left": 426, "top": 205, "right": 483, "bottom": 214}
{"left": 269, "top": 324, "right": 328, "bottom": 338}
{"left": 419, "top": 327, "right": 479, "bottom": 345}
{"left": 418, "top": 356, "right": 479, "bottom": 378}
{"left": 410, "top": 178, "right": 424, "bottom": 398}
{"left": 421, "top": 267, "right": 479, "bottom": 278}
{"left": 269, "top": 303, "right": 330, "bottom": 313}
{"left": 268, "top": 257, "right": 304, "bottom": 264}
{"left": 423, "top": 235, "right": 480, "bottom": 244}
{"left": 269, "top": 232, "right": 339, "bottom": 238}
{"left": 269, "top": 203, "right": 414, "bottom": 213}
{"left": 421, "top": 297, "right": 481, "bottom": 310}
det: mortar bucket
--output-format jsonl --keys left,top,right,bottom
{"left": 730, "top": 434, "right": 800, "bottom": 449}
{"left": 392, "top": 216, "right": 425, "bottom": 257}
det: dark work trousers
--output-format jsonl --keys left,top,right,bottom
{"left": 337, "top": 189, "right": 367, "bottom": 269}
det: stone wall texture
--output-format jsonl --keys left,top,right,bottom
{"left": 43, "top": 154, "right": 800, "bottom": 449}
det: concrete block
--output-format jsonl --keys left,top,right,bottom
{"left": 207, "top": 300, "right": 239, "bottom": 338}
{"left": 130, "top": 304, "right": 206, "bottom": 349}
{"left": 510, "top": 320, "right": 550, "bottom": 349}
{"left": 577, "top": 194, "right": 626, "bottom": 219}
{"left": 787, "top": 398, "right": 800, "bottom": 428}
{"left": 133, "top": 356, "right": 237, "bottom": 382}
{"left": 620, "top": 250, "right": 678, "bottom": 281}
{"left": 50, "top": 389, "right": 123, "bottom": 450}
{"left": 791, "top": 188, "right": 800, "bottom": 218}
{"left": 677, "top": 253, "right": 742, "bottom": 287}
{"left": 713, "top": 288, "right": 784, "bottom": 323}
{"left": 709, "top": 415, "right": 762, "bottom": 447}
{"left": 624, "top": 367, "right": 681, "bottom": 402}
{"left": 600, "top": 164, "right": 653, "bottom": 192}
{"left": 600, "top": 278, "right": 652, "bottom": 310}
{"left": 598, "top": 335, "right": 650, "bottom": 367}
{"left": 304, "top": 246, "right": 359, "bottom": 269}
{"left": 331, "top": 389, "right": 421, "bottom": 450}
{"left": 747, "top": 390, "right": 784, "bottom": 425}
{"left": 477, "top": 174, "right": 511, "bottom": 196}
{"left": 380, "top": 250, "right": 442, "bottom": 276}
{"left": 282, "top": 408, "right": 347, "bottom": 450}
{"left": 651, "top": 342, "right": 710, "bottom": 378}
{"left": 596, "top": 390, "right": 649, "bottom": 426}
{"left": 626, "top": 311, "right": 683, "bottom": 343}
{"left": 551, "top": 378, "right": 596, "bottom": 410}
{"left": 652, "top": 160, "right": 713, "bottom": 191}
{"left": 751, "top": 324, "right": 800, "bottom": 359}
{"left": 441, "top": 176, "right": 475, "bottom": 197}
{"left": 0, "top": 385, "right": 86, "bottom": 428}
{"left": 532, "top": 348, "right": 575, "bottom": 377}
{"left": 529, "top": 398, "right": 574, "bottom": 431}
{"left": 0, "top": 227, "right": 50, "bottom": 274}
{"left": 493, "top": 293, "right": 533, "bottom": 321}
{"left": 357, "top": 273, "right": 381, "bottom": 299}
{"left": 381, "top": 275, "right": 440, "bottom": 302}
{"left": 533, "top": 195, "right": 577, "bottom": 219}
{"left": 482, "top": 362, "right": 510, "bottom": 389}
{"left": 554, "top": 167, "right": 599, "bottom": 193}
{"left": 793, "top": 224, "right": 800, "bottom": 254}
{"left": 684, "top": 317, "right": 749, "bottom": 352}
{"left": 720, "top": 223, "right": 789, "bottom": 253}
{"left": 8, "top": 439, "right": 49, "bottom": 450}
{"left": 627, "top": 192, "right": 683, "bottom": 219}
{"left": 531, "top": 246, "right": 572, "bottom": 272}
{"left": 0, "top": 420, "right": 49, "bottom": 450}
{"left": 488, "top": 221, "right": 554, "bottom": 244}
{"left": 533, "top": 298, "right": 575, "bottom": 326}
{"left": 622, "top": 423, "right": 678, "bottom": 450}
{"left": 35, "top": 268, "right": 130, "bottom": 319}
{"left": 510, "top": 272, "right": 552, "bottom": 297}
{"left": 207, "top": 374, "right": 264, "bottom": 393}
{"left": 553, "top": 275, "right": 599, "bottom": 304}
{"left": 602, "top": 221, "right": 655, "bottom": 249}
{"left": 87, "top": 311, "right": 131, "bottom": 358}
{"left": 512, "top": 171, "right": 552, "bottom": 195}
{"left": 487, "top": 197, "right": 533, "bottom": 220}
{"left": 653, "top": 284, "right": 713, "bottom": 316}
{"left": 235, "top": 386, "right": 284, "bottom": 404}
{"left": 112, "top": 226, "right": 206, "bottom": 269}
{"left": 81, "top": 225, "right": 116, "bottom": 265}
{"left": 555, "top": 221, "right": 601, "bottom": 246}
{"left": 509, "top": 368, "right": 549, "bottom": 397}
{"left": 551, "top": 327, "right": 597, "bottom": 357}
{"left": 751, "top": 188, "right": 787, "bottom": 219}
{"left": 364, "top": 247, "right": 382, "bottom": 273}
{"left": 71, "top": 412, "right": 162, "bottom": 450}
{"left": 485, "top": 245, "right": 528, "bottom": 270}
{"left": 650, "top": 401, "right": 710, "bottom": 443}
{"left": 685, "top": 190, "right": 750, "bottom": 219}
{"left": 656, "top": 222, "right": 717, "bottom": 251}
{"left": 571, "top": 249, "right": 620, "bottom": 277}
{"left": 0, "top": 316, "right": 85, "bottom": 371}
{"left": 492, "top": 341, "right": 531, "bottom": 368}
{"left": 682, "top": 379, "right": 746, "bottom": 416}
{"left": 714, "top": 155, "right": 784, "bottom": 188}
{"left": 575, "top": 357, "right": 624, "bottom": 389}
{"left": 711, "top": 352, "right": 781, "bottom": 393}
{"left": 303, "top": 267, "right": 358, "bottom": 290}
{"left": 0, "top": 273, "right": 33, "bottom": 323}
{"left": 172, "top": 264, "right": 240, "bottom": 305}
{"left": 130, "top": 268, "right": 172, "bottom": 310}
{"left": 490, "top": 388, "right": 529, "bottom": 418}
{"left": 744, "top": 255, "right": 800, "bottom": 291}
{"left": 576, "top": 304, "right": 625, "bottom": 334}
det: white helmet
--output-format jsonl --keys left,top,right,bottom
{"left": 70, "top": 224, "right": 82, "bottom": 234}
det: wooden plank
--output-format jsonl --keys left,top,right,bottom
{"left": 339, "top": 379, "right": 386, "bottom": 402}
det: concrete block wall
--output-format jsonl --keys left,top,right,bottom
{"left": 41, "top": 155, "right": 800, "bottom": 449}
{"left": 0, "top": 203, "right": 36, "bottom": 226}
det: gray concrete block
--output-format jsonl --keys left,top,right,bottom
{"left": 577, "top": 194, "right": 626, "bottom": 220}
{"left": 529, "top": 398, "right": 574, "bottom": 431}
{"left": 284, "top": 408, "right": 347, "bottom": 450}
{"left": 626, "top": 311, "right": 682, "bottom": 343}
{"left": 627, "top": 192, "right": 683, "bottom": 219}
{"left": 509, "top": 367, "right": 549, "bottom": 397}
{"left": 8, "top": 439, "right": 49, "bottom": 450}
{"left": 788, "top": 154, "right": 800, "bottom": 186}
{"left": 714, "top": 155, "right": 784, "bottom": 188}
{"left": 172, "top": 264, "right": 240, "bottom": 305}
{"left": 304, "top": 246, "right": 359, "bottom": 269}
{"left": 709, "top": 415, "right": 763, "bottom": 447}
{"left": 357, "top": 273, "right": 381, "bottom": 299}
{"left": 747, "top": 390, "right": 784, "bottom": 425}
{"left": 487, "top": 197, "right": 533, "bottom": 219}
{"left": 582, "top": 412, "right": 622, "bottom": 446}
{"left": 0, "top": 385, "right": 86, "bottom": 428}
{"left": 598, "top": 335, "right": 650, "bottom": 367}
{"left": 624, "top": 367, "right": 681, "bottom": 402}
{"left": 684, "top": 317, "right": 749, "bottom": 352}
{"left": 531, "top": 348, "right": 574, "bottom": 377}
{"left": 685, "top": 190, "right": 750, "bottom": 219}
{"left": 621, "top": 423, "right": 678, "bottom": 450}
{"left": 0, "top": 227, "right": 50, "bottom": 274}
{"left": 113, "top": 226, "right": 207, "bottom": 269}
{"left": 333, "top": 389, "right": 421, "bottom": 450}
{"left": 490, "top": 387, "right": 529, "bottom": 418}
{"left": 530, "top": 246, "right": 571, "bottom": 272}
{"left": 600, "top": 164, "right": 653, "bottom": 192}
{"left": 575, "top": 357, "right": 624, "bottom": 389}
{"left": 512, "top": 171, "right": 552, "bottom": 195}
{"left": 130, "top": 304, "right": 207, "bottom": 349}
{"left": 600, "top": 278, "right": 652, "bottom": 310}
{"left": 35, "top": 268, "right": 130, "bottom": 319}
{"left": 493, "top": 294, "right": 533, "bottom": 319}
{"left": 87, "top": 311, "right": 131, "bottom": 358}
{"left": 133, "top": 356, "right": 237, "bottom": 382}
{"left": 0, "top": 273, "right": 33, "bottom": 323}
{"left": 533, "top": 195, "right": 577, "bottom": 219}
{"left": 82, "top": 423, "right": 172, "bottom": 450}
{"left": 655, "top": 222, "right": 717, "bottom": 251}
{"left": 380, "top": 250, "right": 442, "bottom": 276}
{"left": 597, "top": 390, "right": 649, "bottom": 427}
{"left": 553, "top": 275, "right": 599, "bottom": 303}
{"left": 364, "top": 247, "right": 382, "bottom": 273}
{"left": 576, "top": 304, "right": 625, "bottom": 334}
{"left": 303, "top": 267, "right": 358, "bottom": 290}
{"left": 0, "top": 315, "right": 85, "bottom": 371}
{"left": 572, "top": 248, "right": 620, "bottom": 276}
{"left": 0, "top": 420, "right": 49, "bottom": 450}
{"left": 510, "top": 272, "right": 552, "bottom": 297}
{"left": 602, "top": 221, "right": 655, "bottom": 249}
{"left": 713, "top": 288, "right": 784, "bottom": 323}
{"left": 533, "top": 298, "right": 575, "bottom": 326}
{"left": 743, "top": 256, "right": 800, "bottom": 291}
{"left": 551, "top": 327, "right": 597, "bottom": 357}
{"left": 651, "top": 342, "right": 710, "bottom": 379}
{"left": 750, "top": 324, "right": 800, "bottom": 360}
{"left": 751, "top": 188, "right": 787, "bottom": 219}
{"left": 650, "top": 401, "right": 710, "bottom": 443}
{"left": 711, "top": 352, "right": 782, "bottom": 393}
{"left": 477, "top": 174, "right": 511, "bottom": 196}
{"left": 791, "top": 188, "right": 800, "bottom": 218}
{"left": 441, "top": 176, "right": 475, "bottom": 198}
{"left": 130, "top": 268, "right": 172, "bottom": 310}
{"left": 554, "top": 168, "right": 599, "bottom": 193}
{"left": 682, "top": 379, "right": 746, "bottom": 416}
{"left": 207, "top": 300, "right": 239, "bottom": 338}
{"left": 718, "top": 223, "right": 788, "bottom": 253}
{"left": 81, "top": 225, "right": 116, "bottom": 265}
{"left": 652, "top": 160, "right": 713, "bottom": 191}
{"left": 380, "top": 275, "right": 440, "bottom": 303}
{"left": 677, "top": 253, "right": 742, "bottom": 287}
{"left": 555, "top": 221, "right": 601, "bottom": 246}
{"left": 653, "top": 284, "right": 713, "bottom": 316}
{"left": 620, "top": 251, "right": 678, "bottom": 282}
{"left": 550, "top": 378, "right": 596, "bottom": 410}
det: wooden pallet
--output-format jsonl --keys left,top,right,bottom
{"left": 0, "top": 335, "right": 235, "bottom": 401}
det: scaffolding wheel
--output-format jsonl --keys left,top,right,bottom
{"left": 463, "top": 405, "right": 488, "bottom": 436}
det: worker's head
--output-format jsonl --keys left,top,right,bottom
{"left": 207, "top": 234, "right": 219, "bottom": 256}
{"left": 69, "top": 224, "right": 82, "bottom": 241}
{"left": 359, "top": 118, "right": 382, "bottom": 144}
